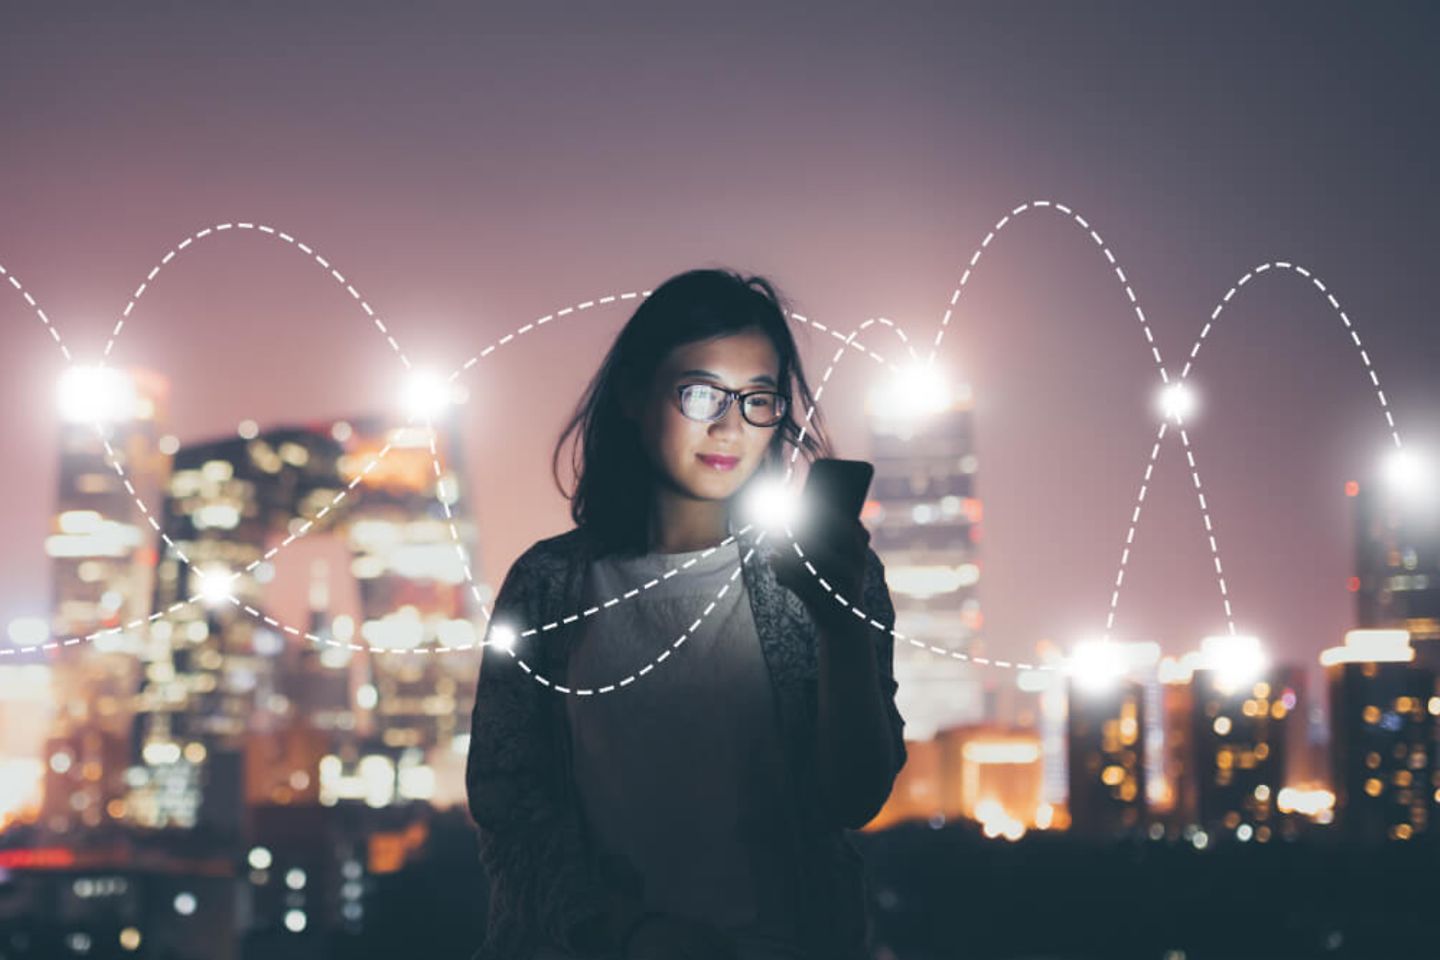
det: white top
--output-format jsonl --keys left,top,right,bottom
{"left": 550, "top": 537, "right": 806, "bottom": 960}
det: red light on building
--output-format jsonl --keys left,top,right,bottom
{"left": 1345, "top": 481, "right": 1359, "bottom": 497}
{"left": 0, "top": 848, "right": 77, "bottom": 869}
{"left": 1347, "top": 576, "right": 1361, "bottom": 593}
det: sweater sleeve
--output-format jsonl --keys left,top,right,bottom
{"left": 861, "top": 545, "right": 908, "bottom": 785}
{"left": 464, "top": 549, "right": 613, "bottom": 953}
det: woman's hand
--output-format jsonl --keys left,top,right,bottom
{"left": 621, "top": 913, "right": 738, "bottom": 960}
{"left": 770, "top": 512, "right": 870, "bottom": 631}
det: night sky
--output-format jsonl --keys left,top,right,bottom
{"left": 2, "top": 1, "right": 1437, "bottom": 687}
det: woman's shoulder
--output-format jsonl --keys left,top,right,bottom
{"left": 515, "top": 526, "right": 591, "bottom": 573}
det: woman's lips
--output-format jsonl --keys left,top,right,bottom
{"left": 697, "top": 454, "right": 739, "bottom": 471}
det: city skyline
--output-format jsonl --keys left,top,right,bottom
{"left": 4, "top": 3, "right": 1440, "bottom": 683}
{"left": 2, "top": 3, "right": 1439, "bottom": 954}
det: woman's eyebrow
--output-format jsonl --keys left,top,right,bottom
{"left": 677, "top": 368, "right": 777, "bottom": 387}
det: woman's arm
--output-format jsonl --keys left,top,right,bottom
{"left": 465, "top": 550, "right": 614, "bottom": 953}
{"left": 813, "top": 545, "right": 908, "bottom": 830}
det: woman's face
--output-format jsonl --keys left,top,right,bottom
{"left": 627, "top": 327, "right": 784, "bottom": 504}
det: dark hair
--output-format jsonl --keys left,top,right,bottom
{"left": 551, "top": 267, "right": 836, "bottom": 557}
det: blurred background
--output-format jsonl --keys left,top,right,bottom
{"left": 1, "top": 2, "right": 1438, "bottom": 957}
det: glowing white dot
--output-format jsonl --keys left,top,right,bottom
{"left": 285, "top": 868, "right": 306, "bottom": 890}
{"left": 401, "top": 370, "right": 454, "bottom": 419}
{"left": 247, "top": 847, "right": 272, "bottom": 870}
{"left": 173, "top": 892, "right": 197, "bottom": 916}
{"left": 284, "top": 909, "right": 307, "bottom": 933}
{"left": 58, "top": 365, "right": 139, "bottom": 423}
{"left": 488, "top": 625, "right": 516, "bottom": 654}
{"left": 1383, "top": 448, "right": 1436, "bottom": 506}
{"left": 742, "top": 476, "right": 804, "bottom": 533}
{"left": 237, "top": 419, "right": 259, "bottom": 440}
{"left": 198, "top": 568, "right": 235, "bottom": 607}
{"left": 1157, "top": 382, "right": 1198, "bottom": 422}
{"left": 158, "top": 434, "right": 180, "bottom": 456}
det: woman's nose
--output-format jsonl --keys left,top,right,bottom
{"left": 709, "top": 400, "right": 745, "bottom": 434}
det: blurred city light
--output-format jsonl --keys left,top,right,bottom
{"left": 1199, "top": 634, "right": 1268, "bottom": 693}
{"left": 1277, "top": 785, "right": 1337, "bottom": 822}
{"left": 1319, "top": 628, "right": 1414, "bottom": 666}
{"left": 57, "top": 365, "right": 139, "bottom": 423}
{"left": 1067, "top": 639, "right": 1127, "bottom": 694}
{"left": 6, "top": 616, "right": 48, "bottom": 647}
{"left": 866, "top": 359, "right": 956, "bottom": 422}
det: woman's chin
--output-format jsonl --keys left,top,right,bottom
{"left": 685, "top": 468, "right": 745, "bottom": 499}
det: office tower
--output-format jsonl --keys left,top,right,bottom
{"left": 43, "top": 366, "right": 170, "bottom": 834}
{"left": 1066, "top": 676, "right": 1147, "bottom": 837}
{"left": 1352, "top": 476, "right": 1440, "bottom": 670}
{"left": 1063, "top": 641, "right": 1158, "bottom": 837}
{"left": 127, "top": 409, "right": 483, "bottom": 828}
{"left": 1322, "top": 629, "right": 1439, "bottom": 841}
{"left": 1189, "top": 647, "right": 1299, "bottom": 843}
{"left": 130, "top": 423, "right": 349, "bottom": 834}
{"left": 1015, "top": 642, "right": 1068, "bottom": 811}
{"left": 864, "top": 366, "right": 983, "bottom": 740}
{"left": 321, "top": 415, "right": 480, "bottom": 811}
{"left": 1154, "top": 667, "right": 1197, "bottom": 826}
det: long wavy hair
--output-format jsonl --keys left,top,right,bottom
{"left": 552, "top": 267, "right": 836, "bottom": 558}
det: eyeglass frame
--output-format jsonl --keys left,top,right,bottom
{"left": 674, "top": 381, "right": 790, "bottom": 428}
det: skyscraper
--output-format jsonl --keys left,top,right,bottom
{"left": 863, "top": 364, "right": 983, "bottom": 740}
{"left": 1322, "top": 629, "right": 1439, "bottom": 842}
{"left": 43, "top": 366, "right": 169, "bottom": 835}
{"left": 1352, "top": 475, "right": 1440, "bottom": 670}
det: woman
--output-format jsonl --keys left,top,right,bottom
{"left": 465, "top": 268, "right": 907, "bottom": 960}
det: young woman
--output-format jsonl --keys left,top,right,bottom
{"left": 466, "top": 268, "right": 907, "bottom": 960}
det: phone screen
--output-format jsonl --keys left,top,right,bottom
{"left": 803, "top": 458, "right": 874, "bottom": 522}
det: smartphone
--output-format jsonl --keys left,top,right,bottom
{"left": 802, "top": 458, "right": 875, "bottom": 523}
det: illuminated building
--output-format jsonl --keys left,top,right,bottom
{"left": 0, "top": 662, "right": 50, "bottom": 831}
{"left": 1064, "top": 640, "right": 1156, "bottom": 837}
{"left": 1191, "top": 650, "right": 1298, "bottom": 843}
{"left": 333, "top": 416, "right": 479, "bottom": 810}
{"left": 1015, "top": 643, "right": 1068, "bottom": 810}
{"left": 0, "top": 845, "right": 240, "bottom": 959}
{"left": 1066, "top": 675, "right": 1147, "bottom": 838}
{"left": 865, "top": 724, "right": 1049, "bottom": 837}
{"left": 42, "top": 366, "right": 170, "bottom": 835}
{"left": 130, "top": 412, "right": 481, "bottom": 831}
{"left": 129, "top": 423, "right": 352, "bottom": 834}
{"left": 1322, "top": 629, "right": 1439, "bottom": 842}
{"left": 1352, "top": 473, "right": 1440, "bottom": 669}
{"left": 863, "top": 361, "right": 983, "bottom": 740}
{"left": 1153, "top": 663, "right": 1197, "bottom": 824}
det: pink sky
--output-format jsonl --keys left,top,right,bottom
{"left": 2, "top": 2, "right": 1438, "bottom": 691}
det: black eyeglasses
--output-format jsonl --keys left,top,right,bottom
{"left": 675, "top": 382, "right": 789, "bottom": 428}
